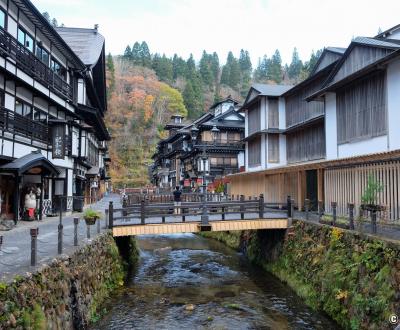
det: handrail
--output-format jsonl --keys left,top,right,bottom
{"left": 0, "top": 106, "right": 48, "bottom": 143}
{"left": 0, "top": 27, "right": 73, "bottom": 100}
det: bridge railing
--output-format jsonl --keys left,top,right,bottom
{"left": 125, "top": 192, "right": 228, "bottom": 205}
{"left": 108, "top": 194, "right": 293, "bottom": 228}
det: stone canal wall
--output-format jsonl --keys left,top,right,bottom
{"left": 201, "top": 221, "right": 400, "bottom": 330}
{"left": 0, "top": 232, "right": 137, "bottom": 329}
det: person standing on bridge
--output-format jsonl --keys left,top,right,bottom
{"left": 173, "top": 186, "right": 182, "bottom": 214}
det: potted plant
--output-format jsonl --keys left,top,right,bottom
{"left": 83, "top": 208, "right": 101, "bottom": 225}
{"left": 360, "top": 175, "right": 384, "bottom": 212}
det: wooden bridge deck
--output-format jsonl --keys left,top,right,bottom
{"left": 108, "top": 196, "right": 292, "bottom": 237}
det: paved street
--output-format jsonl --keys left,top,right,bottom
{"left": 0, "top": 194, "right": 121, "bottom": 283}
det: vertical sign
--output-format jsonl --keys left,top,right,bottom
{"left": 52, "top": 124, "right": 65, "bottom": 159}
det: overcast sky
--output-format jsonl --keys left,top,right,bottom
{"left": 32, "top": 0, "right": 400, "bottom": 66}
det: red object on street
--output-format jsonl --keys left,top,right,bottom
{"left": 28, "top": 208, "right": 35, "bottom": 218}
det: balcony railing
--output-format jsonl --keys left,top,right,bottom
{"left": 0, "top": 106, "right": 48, "bottom": 143}
{"left": 195, "top": 140, "right": 244, "bottom": 148}
{"left": 0, "top": 27, "right": 73, "bottom": 100}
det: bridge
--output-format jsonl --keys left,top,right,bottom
{"left": 108, "top": 194, "right": 292, "bottom": 237}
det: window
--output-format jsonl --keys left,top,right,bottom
{"left": 36, "top": 44, "right": 49, "bottom": 65}
{"left": 17, "top": 27, "right": 34, "bottom": 52}
{"left": 15, "top": 99, "right": 32, "bottom": 119}
{"left": 51, "top": 58, "right": 67, "bottom": 79}
{"left": 337, "top": 72, "right": 387, "bottom": 144}
{"left": 248, "top": 136, "right": 261, "bottom": 167}
{"left": 268, "top": 134, "right": 280, "bottom": 163}
{"left": 0, "top": 9, "right": 5, "bottom": 29}
{"left": 248, "top": 102, "right": 261, "bottom": 134}
{"left": 268, "top": 98, "right": 279, "bottom": 128}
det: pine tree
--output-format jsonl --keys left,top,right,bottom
{"left": 269, "top": 49, "right": 283, "bottom": 83}
{"left": 106, "top": 53, "right": 115, "bottom": 98}
{"left": 186, "top": 54, "right": 196, "bottom": 78}
{"left": 140, "top": 41, "right": 152, "bottom": 68}
{"left": 172, "top": 54, "right": 187, "bottom": 79}
{"left": 131, "top": 42, "right": 141, "bottom": 65}
{"left": 239, "top": 49, "right": 252, "bottom": 97}
{"left": 229, "top": 58, "right": 240, "bottom": 89}
{"left": 199, "top": 50, "right": 213, "bottom": 87}
{"left": 210, "top": 52, "right": 220, "bottom": 84}
{"left": 123, "top": 45, "right": 132, "bottom": 60}
{"left": 254, "top": 55, "right": 270, "bottom": 82}
{"left": 288, "top": 47, "right": 303, "bottom": 80}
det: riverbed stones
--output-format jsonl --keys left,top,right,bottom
{"left": 185, "top": 303, "right": 195, "bottom": 311}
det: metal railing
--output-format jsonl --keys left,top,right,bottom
{"left": 0, "top": 27, "right": 73, "bottom": 100}
{"left": 0, "top": 106, "right": 48, "bottom": 142}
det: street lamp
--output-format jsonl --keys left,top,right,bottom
{"left": 211, "top": 125, "right": 220, "bottom": 144}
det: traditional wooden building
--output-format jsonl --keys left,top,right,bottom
{"left": 230, "top": 26, "right": 400, "bottom": 221}
{"left": 230, "top": 26, "right": 400, "bottom": 219}
{"left": 0, "top": 0, "right": 110, "bottom": 222}
{"left": 151, "top": 97, "right": 245, "bottom": 191}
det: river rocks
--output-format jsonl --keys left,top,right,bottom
{"left": 185, "top": 304, "right": 195, "bottom": 311}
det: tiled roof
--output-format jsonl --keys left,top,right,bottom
{"left": 251, "top": 83, "right": 293, "bottom": 96}
{"left": 56, "top": 27, "right": 105, "bottom": 66}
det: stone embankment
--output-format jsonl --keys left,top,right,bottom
{"left": 0, "top": 232, "right": 137, "bottom": 329}
{"left": 201, "top": 220, "right": 400, "bottom": 330}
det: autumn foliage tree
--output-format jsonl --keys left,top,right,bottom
{"left": 106, "top": 58, "right": 187, "bottom": 187}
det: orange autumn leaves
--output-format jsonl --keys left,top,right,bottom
{"left": 105, "top": 60, "right": 187, "bottom": 187}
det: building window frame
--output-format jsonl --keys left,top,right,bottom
{"left": 51, "top": 57, "right": 67, "bottom": 80}
{"left": 17, "top": 26, "right": 34, "bottom": 52}
{"left": 36, "top": 43, "right": 50, "bottom": 66}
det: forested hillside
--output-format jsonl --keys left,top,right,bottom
{"left": 106, "top": 42, "right": 322, "bottom": 187}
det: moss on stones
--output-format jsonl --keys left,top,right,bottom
{"left": 0, "top": 232, "right": 138, "bottom": 329}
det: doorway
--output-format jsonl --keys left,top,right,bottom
{"left": 306, "top": 170, "right": 318, "bottom": 210}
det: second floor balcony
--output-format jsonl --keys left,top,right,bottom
{"left": 0, "top": 106, "right": 48, "bottom": 143}
{"left": 0, "top": 27, "right": 73, "bottom": 101}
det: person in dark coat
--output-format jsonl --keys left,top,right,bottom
{"left": 173, "top": 186, "right": 182, "bottom": 214}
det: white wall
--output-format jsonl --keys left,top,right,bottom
{"left": 325, "top": 92, "right": 338, "bottom": 160}
{"left": 338, "top": 135, "right": 388, "bottom": 158}
{"left": 238, "top": 151, "right": 245, "bottom": 168}
{"left": 387, "top": 60, "right": 400, "bottom": 150}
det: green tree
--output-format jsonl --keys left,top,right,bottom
{"left": 199, "top": 50, "right": 213, "bottom": 87}
{"left": 106, "top": 53, "right": 115, "bottom": 98}
{"left": 288, "top": 47, "right": 303, "bottom": 80}
{"left": 254, "top": 55, "right": 271, "bottom": 82}
{"left": 210, "top": 52, "right": 220, "bottom": 84}
{"left": 123, "top": 45, "right": 132, "bottom": 60}
{"left": 172, "top": 54, "right": 187, "bottom": 79}
{"left": 140, "top": 41, "right": 152, "bottom": 67}
{"left": 269, "top": 49, "right": 283, "bottom": 83}
{"left": 239, "top": 49, "right": 252, "bottom": 96}
{"left": 131, "top": 42, "right": 141, "bottom": 65}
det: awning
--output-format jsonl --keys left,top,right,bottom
{"left": 86, "top": 166, "right": 100, "bottom": 177}
{"left": 0, "top": 150, "right": 59, "bottom": 176}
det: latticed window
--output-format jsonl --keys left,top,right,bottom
{"left": 268, "top": 134, "right": 279, "bottom": 163}
{"left": 337, "top": 71, "right": 387, "bottom": 144}
{"left": 248, "top": 102, "right": 261, "bottom": 135}
{"left": 248, "top": 136, "right": 261, "bottom": 167}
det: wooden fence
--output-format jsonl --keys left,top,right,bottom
{"left": 325, "top": 161, "right": 400, "bottom": 220}
{"left": 109, "top": 195, "right": 291, "bottom": 228}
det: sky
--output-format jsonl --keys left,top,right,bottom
{"left": 32, "top": 0, "right": 400, "bottom": 66}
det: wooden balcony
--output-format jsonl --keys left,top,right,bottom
{"left": 0, "top": 106, "right": 48, "bottom": 143}
{"left": 0, "top": 27, "right": 73, "bottom": 101}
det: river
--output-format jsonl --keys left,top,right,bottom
{"left": 93, "top": 233, "right": 339, "bottom": 330}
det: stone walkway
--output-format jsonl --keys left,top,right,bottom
{"left": 0, "top": 194, "right": 120, "bottom": 283}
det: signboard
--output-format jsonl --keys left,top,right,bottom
{"left": 184, "top": 179, "right": 190, "bottom": 187}
{"left": 197, "top": 178, "right": 203, "bottom": 184}
{"left": 52, "top": 123, "right": 65, "bottom": 159}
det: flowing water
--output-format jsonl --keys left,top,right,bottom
{"left": 93, "top": 234, "right": 339, "bottom": 330}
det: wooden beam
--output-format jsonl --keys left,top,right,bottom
{"left": 317, "top": 168, "right": 324, "bottom": 202}
{"left": 112, "top": 219, "right": 289, "bottom": 237}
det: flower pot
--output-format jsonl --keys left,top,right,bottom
{"left": 84, "top": 217, "right": 97, "bottom": 226}
{"left": 360, "top": 204, "right": 385, "bottom": 212}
